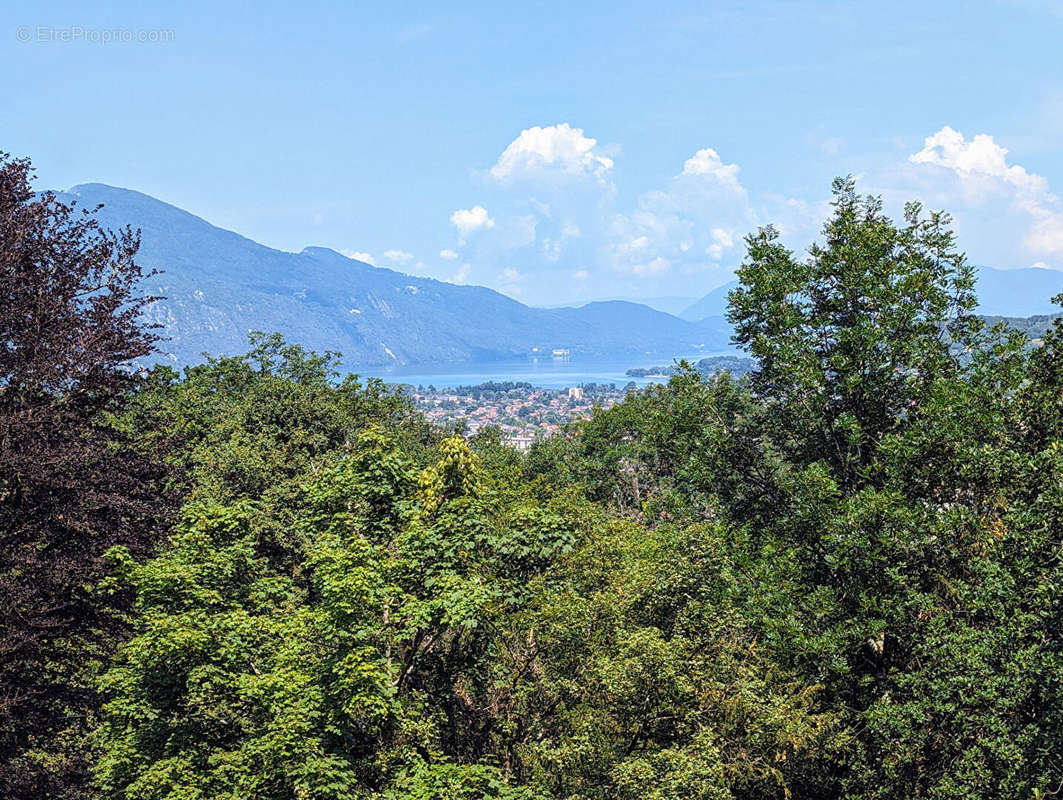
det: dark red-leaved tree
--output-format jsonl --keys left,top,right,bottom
{"left": 0, "top": 153, "right": 173, "bottom": 798}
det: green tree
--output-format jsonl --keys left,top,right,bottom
{"left": 724, "top": 179, "right": 1059, "bottom": 797}
{"left": 95, "top": 433, "right": 572, "bottom": 798}
{"left": 133, "top": 332, "right": 429, "bottom": 504}
{"left": 728, "top": 176, "right": 979, "bottom": 490}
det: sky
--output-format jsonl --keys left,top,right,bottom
{"left": 3, "top": 0, "right": 1063, "bottom": 306}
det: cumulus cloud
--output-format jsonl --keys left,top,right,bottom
{"left": 440, "top": 124, "right": 621, "bottom": 293}
{"left": 910, "top": 127, "right": 1044, "bottom": 192}
{"left": 489, "top": 123, "right": 614, "bottom": 183}
{"left": 341, "top": 249, "right": 376, "bottom": 265}
{"left": 433, "top": 121, "right": 1063, "bottom": 304}
{"left": 450, "top": 205, "right": 495, "bottom": 241}
{"left": 606, "top": 146, "right": 756, "bottom": 280}
{"left": 382, "top": 249, "right": 414, "bottom": 264}
{"left": 908, "top": 126, "right": 1063, "bottom": 262}
{"left": 441, "top": 124, "right": 816, "bottom": 302}
{"left": 632, "top": 256, "right": 671, "bottom": 276}
{"left": 681, "top": 148, "right": 747, "bottom": 197}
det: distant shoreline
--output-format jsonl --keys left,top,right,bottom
{"left": 360, "top": 352, "right": 739, "bottom": 390}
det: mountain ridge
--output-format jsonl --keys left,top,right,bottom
{"left": 57, "top": 184, "right": 730, "bottom": 368}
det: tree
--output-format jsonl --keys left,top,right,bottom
{"left": 133, "top": 332, "right": 428, "bottom": 504}
{"left": 724, "top": 178, "right": 1059, "bottom": 798}
{"left": 532, "top": 179, "right": 1063, "bottom": 797}
{"left": 94, "top": 432, "right": 572, "bottom": 798}
{"left": 0, "top": 153, "right": 172, "bottom": 798}
{"left": 728, "top": 176, "right": 979, "bottom": 491}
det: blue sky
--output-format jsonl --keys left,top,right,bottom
{"left": 4, "top": 0, "right": 1063, "bottom": 306}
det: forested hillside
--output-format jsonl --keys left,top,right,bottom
{"left": 4, "top": 156, "right": 1062, "bottom": 799}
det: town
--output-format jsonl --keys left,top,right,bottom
{"left": 404, "top": 381, "right": 634, "bottom": 448}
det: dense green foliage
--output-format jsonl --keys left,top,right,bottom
{"left": 8, "top": 174, "right": 1063, "bottom": 798}
{"left": 625, "top": 355, "right": 753, "bottom": 378}
{"left": 0, "top": 153, "right": 173, "bottom": 799}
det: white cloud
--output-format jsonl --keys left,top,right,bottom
{"left": 681, "top": 148, "right": 746, "bottom": 197}
{"left": 910, "top": 126, "right": 1047, "bottom": 194}
{"left": 382, "top": 249, "right": 414, "bottom": 264}
{"left": 530, "top": 198, "right": 552, "bottom": 216}
{"left": 341, "top": 249, "right": 376, "bottom": 265}
{"left": 450, "top": 205, "right": 495, "bottom": 242}
{"left": 1030, "top": 216, "right": 1063, "bottom": 256}
{"left": 502, "top": 215, "right": 539, "bottom": 250}
{"left": 446, "top": 126, "right": 815, "bottom": 300}
{"left": 908, "top": 126, "right": 1063, "bottom": 261}
{"left": 442, "top": 124, "right": 620, "bottom": 294}
{"left": 614, "top": 235, "right": 650, "bottom": 257}
{"left": 706, "top": 227, "right": 736, "bottom": 260}
{"left": 434, "top": 122, "right": 1063, "bottom": 302}
{"left": 490, "top": 123, "right": 614, "bottom": 183}
{"left": 607, "top": 146, "right": 757, "bottom": 279}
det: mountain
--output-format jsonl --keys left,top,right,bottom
{"left": 545, "top": 295, "right": 698, "bottom": 315}
{"left": 680, "top": 281, "right": 738, "bottom": 321}
{"left": 680, "top": 267, "right": 1063, "bottom": 322}
{"left": 616, "top": 295, "right": 699, "bottom": 315}
{"left": 985, "top": 311, "right": 1063, "bottom": 342}
{"left": 58, "top": 184, "right": 729, "bottom": 368}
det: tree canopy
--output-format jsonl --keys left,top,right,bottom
{"left": 4, "top": 163, "right": 1062, "bottom": 798}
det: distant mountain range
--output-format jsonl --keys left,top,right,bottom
{"left": 680, "top": 267, "right": 1063, "bottom": 321}
{"left": 57, "top": 184, "right": 1060, "bottom": 369}
{"left": 679, "top": 281, "right": 739, "bottom": 322}
{"left": 544, "top": 295, "right": 698, "bottom": 315}
{"left": 58, "top": 184, "right": 731, "bottom": 368}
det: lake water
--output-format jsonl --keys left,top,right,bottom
{"left": 356, "top": 352, "right": 737, "bottom": 390}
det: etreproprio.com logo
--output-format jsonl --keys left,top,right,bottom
{"left": 16, "top": 26, "right": 175, "bottom": 44}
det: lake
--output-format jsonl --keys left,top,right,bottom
{"left": 355, "top": 352, "right": 737, "bottom": 390}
